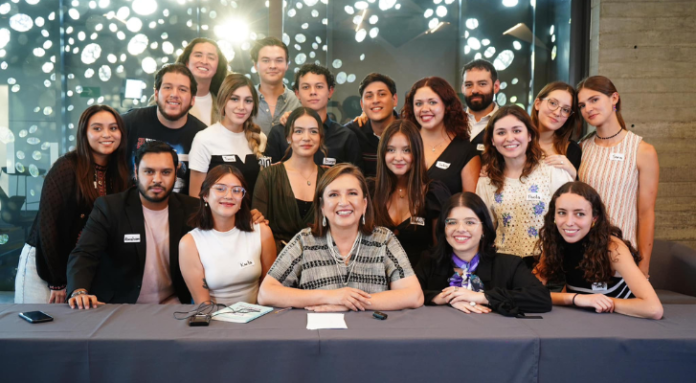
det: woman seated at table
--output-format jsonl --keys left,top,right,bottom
{"left": 415, "top": 192, "right": 551, "bottom": 315}
{"left": 253, "top": 107, "right": 327, "bottom": 253}
{"left": 257, "top": 164, "right": 424, "bottom": 311}
{"left": 371, "top": 119, "right": 450, "bottom": 267}
{"left": 179, "top": 165, "right": 277, "bottom": 306}
{"left": 534, "top": 181, "right": 663, "bottom": 319}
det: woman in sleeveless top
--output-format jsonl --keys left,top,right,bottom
{"left": 577, "top": 76, "right": 659, "bottom": 277}
{"left": 371, "top": 119, "right": 450, "bottom": 267}
{"left": 15, "top": 105, "right": 130, "bottom": 304}
{"left": 189, "top": 74, "right": 268, "bottom": 199}
{"left": 531, "top": 81, "right": 582, "bottom": 178}
{"left": 476, "top": 106, "right": 573, "bottom": 268}
{"left": 252, "top": 107, "right": 328, "bottom": 254}
{"left": 179, "top": 165, "right": 276, "bottom": 306}
{"left": 535, "top": 182, "right": 662, "bottom": 319}
{"left": 400, "top": 77, "right": 480, "bottom": 195}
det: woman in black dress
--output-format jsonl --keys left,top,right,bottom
{"left": 400, "top": 77, "right": 480, "bottom": 195}
{"left": 415, "top": 192, "right": 551, "bottom": 315}
{"left": 371, "top": 120, "right": 450, "bottom": 267}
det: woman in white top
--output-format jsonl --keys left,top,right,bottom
{"left": 476, "top": 105, "right": 573, "bottom": 269}
{"left": 189, "top": 74, "right": 268, "bottom": 199}
{"left": 180, "top": 165, "right": 276, "bottom": 305}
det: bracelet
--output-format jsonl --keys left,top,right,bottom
{"left": 571, "top": 293, "right": 579, "bottom": 306}
{"left": 49, "top": 284, "right": 66, "bottom": 291}
{"left": 70, "top": 290, "right": 88, "bottom": 299}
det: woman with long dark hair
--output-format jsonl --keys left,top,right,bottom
{"left": 371, "top": 119, "right": 450, "bottom": 266}
{"left": 576, "top": 76, "right": 659, "bottom": 276}
{"left": 535, "top": 182, "right": 662, "bottom": 319}
{"left": 531, "top": 81, "right": 581, "bottom": 178}
{"left": 179, "top": 165, "right": 276, "bottom": 305}
{"left": 15, "top": 105, "right": 130, "bottom": 303}
{"left": 415, "top": 192, "right": 551, "bottom": 315}
{"left": 476, "top": 105, "right": 573, "bottom": 268}
{"left": 401, "top": 77, "right": 480, "bottom": 195}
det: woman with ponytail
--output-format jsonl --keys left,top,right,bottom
{"left": 576, "top": 76, "right": 659, "bottom": 277}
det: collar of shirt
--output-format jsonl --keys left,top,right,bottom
{"left": 256, "top": 83, "right": 291, "bottom": 102}
{"left": 466, "top": 103, "right": 499, "bottom": 124}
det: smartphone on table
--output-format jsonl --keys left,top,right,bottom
{"left": 19, "top": 311, "right": 54, "bottom": 323}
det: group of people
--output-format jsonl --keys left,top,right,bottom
{"left": 13, "top": 36, "right": 663, "bottom": 320}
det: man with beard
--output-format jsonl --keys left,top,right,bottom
{"left": 344, "top": 73, "right": 399, "bottom": 177}
{"left": 66, "top": 141, "right": 197, "bottom": 308}
{"left": 123, "top": 64, "right": 206, "bottom": 195}
{"left": 461, "top": 59, "right": 500, "bottom": 153}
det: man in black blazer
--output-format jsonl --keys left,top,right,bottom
{"left": 67, "top": 141, "right": 198, "bottom": 308}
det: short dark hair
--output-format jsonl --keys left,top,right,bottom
{"left": 134, "top": 140, "right": 179, "bottom": 172}
{"left": 188, "top": 165, "right": 253, "bottom": 232}
{"left": 292, "top": 64, "right": 335, "bottom": 92}
{"left": 358, "top": 73, "right": 397, "bottom": 97}
{"left": 461, "top": 59, "right": 498, "bottom": 83}
{"left": 154, "top": 63, "right": 198, "bottom": 97}
{"left": 250, "top": 37, "right": 289, "bottom": 63}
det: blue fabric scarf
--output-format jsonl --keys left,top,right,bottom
{"left": 448, "top": 253, "right": 484, "bottom": 292}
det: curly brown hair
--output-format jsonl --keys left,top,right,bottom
{"left": 535, "top": 181, "right": 640, "bottom": 284}
{"left": 481, "top": 105, "right": 544, "bottom": 194}
{"left": 400, "top": 77, "right": 470, "bottom": 140}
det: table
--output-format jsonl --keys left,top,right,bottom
{"left": 1, "top": 304, "right": 695, "bottom": 383}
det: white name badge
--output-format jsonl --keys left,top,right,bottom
{"left": 609, "top": 153, "right": 625, "bottom": 162}
{"left": 124, "top": 234, "right": 141, "bottom": 243}
{"left": 222, "top": 155, "right": 236, "bottom": 162}
{"left": 239, "top": 260, "right": 256, "bottom": 269}
{"left": 435, "top": 161, "right": 451, "bottom": 170}
{"left": 592, "top": 282, "right": 608, "bottom": 291}
{"left": 410, "top": 216, "right": 426, "bottom": 226}
{"left": 258, "top": 156, "right": 272, "bottom": 168}
{"left": 476, "top": 144, "right": 485, "bottom": 152}
{"left": 527, "top": 193, "right": 542, "bottom": 202}
{"left": 323, "top": 157, "right": 337, "bottom": 166}
{"left": 178, "top": 154, "right": 189, "bottom": 162}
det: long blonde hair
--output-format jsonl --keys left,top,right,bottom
{"left": 216, "top": 74, "right": 263, "bottom": 158}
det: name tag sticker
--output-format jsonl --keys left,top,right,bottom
{"left": 592, "top": 282, "right": 608, "bottom": 291}
{"left": 124, "top": 234, "right": 141, "bottom": 243}
{"left": 258, "top": 156, "right": 272, "bottom": 168}
{"left": 610, "top": 153, "right": 625, "bottom": 161}
{"left": 239, "top": 260, "right": 256, "bottom": 269}
{"left": 410, "top": 217, "right": 426, "bottom": 226}
{"left": 476, "top": 144, "right": 485, "bottom": 152}
{"left": 178, "top": 154, "right": 189, "bottom": 162}
{"left": 435, "top": 161, "right": 451, "bottom": 170}
{"left": 323, "top": 157, "right": 337, "bottom": 166}
{"left": 527, "top": 193, "right": 542, "bottom": 202}
{"left": 222, "top": 155, "right": 236, "bottom": 162}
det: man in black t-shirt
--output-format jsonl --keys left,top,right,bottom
{"left": 264, "top": 64, "right": 361, "bottom": 167}
{"left": 122, "top": 63, "right": 206, "bottom": 195}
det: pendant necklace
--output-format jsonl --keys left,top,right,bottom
{"left": 326, "top": 231, "right": 363, "bottom": 286}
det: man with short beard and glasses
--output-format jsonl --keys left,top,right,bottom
{"left": 123, "top": 64, "right": 207, "bottom": 195}
{"left": 66, "top": 141, "right": 198, "bottom": 308}
{"left": 461, "top": 59, "right": 500, "bottom": 153}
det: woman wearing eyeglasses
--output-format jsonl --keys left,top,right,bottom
{"left": 415, "top": 192, "right": 551, "bottom": 315}
{"left": 179, "top": 165, "right": 277, "bottom": 305}
{"left": 531, "top": 82, "right": 581, "bottom": 179}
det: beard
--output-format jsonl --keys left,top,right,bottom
{"left": 137, "top": 180, "right": 174, "bottom": 204}
{"left": 465, "top": 91, "right": 495, "bottom": 112}
{"left": 156, "top": 97, "right": 193, "bottom": 122}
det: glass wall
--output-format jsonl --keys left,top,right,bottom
{"left": 0, "top": 0, "right": 575, "bottom": 291}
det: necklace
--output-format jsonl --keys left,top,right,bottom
{"left": 301, "top": 167, "right": 316, "bottom": 186}
{"left": 398, "top": 188, "right": 405, "bottom": 199}
{"left": 430, "top": 139, "right": 446, "bottom": 152}
{"left": 326, "top": 231, "right": 363, "bottom": 286}
{"left": 596, "top": 128, "right": 623, "bottom": 140}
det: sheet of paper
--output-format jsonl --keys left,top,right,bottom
{"left": 306, "top": 313, "right": 348, "bottom": 330}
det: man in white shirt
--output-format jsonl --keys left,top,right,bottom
{"left": 461, "top": 59, "right": 500, "bottom": 152}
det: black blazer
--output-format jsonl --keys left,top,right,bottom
{"left": 415, "top": 252, "right": 552, "bottom": 315}
{"left": 66, "top": 187, "right": 197, "bottom": 304}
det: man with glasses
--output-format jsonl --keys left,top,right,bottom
{"left": 461, "top": 59, "right": 500, "bottom": 153}
{"left": 66, "top": 141, "right": 197, "bottom": 308}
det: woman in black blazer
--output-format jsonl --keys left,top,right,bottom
{"left": 415, "top": 192, "right": 551, "bottom": 316}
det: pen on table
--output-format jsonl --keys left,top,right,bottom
{"left": 274, "top": 307, "right": 292, "bottom": 314}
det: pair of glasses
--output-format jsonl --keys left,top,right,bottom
{"left": 445, "top": 219, "right": 482, "bottom": 228}
{"left": 543, "top": 98, "right": 573, "bottom": 118}
{"left": 211, "top": 184, "right": 246, "bottom": 198}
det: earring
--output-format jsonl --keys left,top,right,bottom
{"left": 613, "top": 105, "right": 617, "bottom": 112}
{"left": 591, "top": 221, "right": 595, "bottom": 228}
{"left": 322, "top": 216, "right": 327, "bottom": 227}
{"left": 205, "top": 202, "right": 208, "bottom": 207}
{"left": 362, "top": 215, "right": 366, "bottom": 225}
{"left": 287, "top": 140, "right": 291, "bottom": 145}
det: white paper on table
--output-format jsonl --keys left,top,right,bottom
{"left": 306, "top": 313, "right": 348, "bottom": 330}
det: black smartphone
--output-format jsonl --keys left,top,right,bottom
{"left": 19, "top": 311, "right": 54, "bottom": 323}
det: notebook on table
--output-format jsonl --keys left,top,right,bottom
{"left": 211, "top": 302, "right": 274, "bottom": 324}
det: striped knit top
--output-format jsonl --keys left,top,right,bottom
{"left": 562, "top": 238, "right": 634, "bottom": 299}
{"left": 579, "top": 131, "right": 642, "bottom": 248}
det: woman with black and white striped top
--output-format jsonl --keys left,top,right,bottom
{"left": 534, "top": 181, "right": 663, "bottom": 320}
